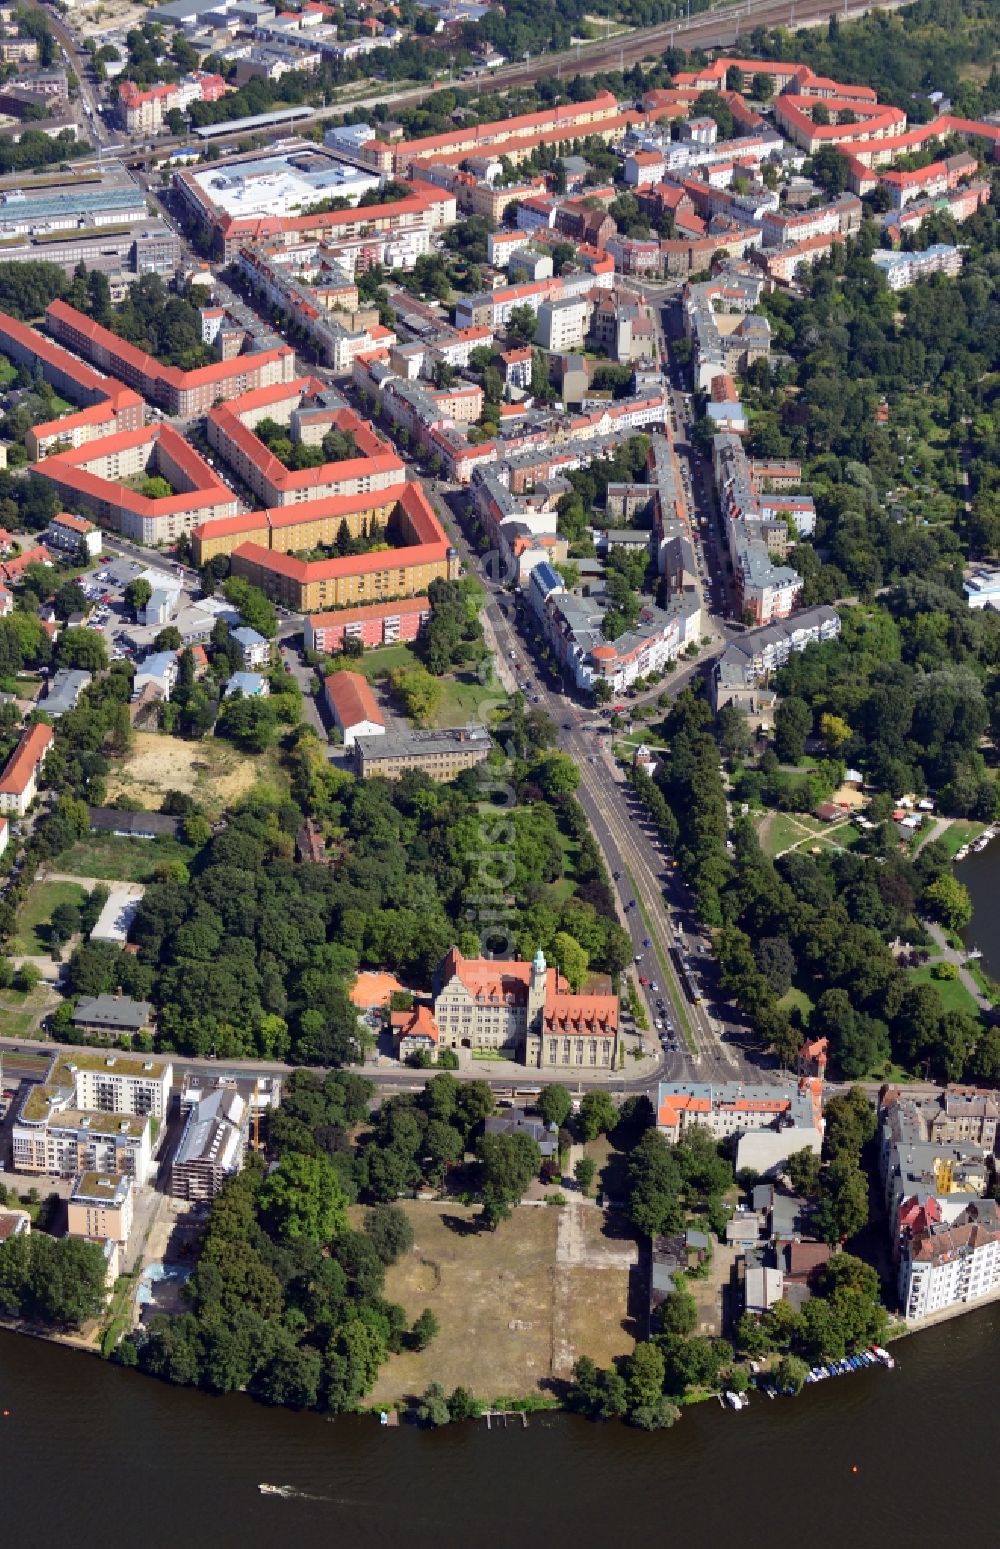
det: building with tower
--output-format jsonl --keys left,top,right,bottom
{"left": 431, "top": 946, "right": 619, "bottom": 1070}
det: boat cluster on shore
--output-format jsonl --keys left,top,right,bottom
{"left": 804, "top": 1345, "right": 895, "bottom": 1384}
{"left": 954, "top": 828, "right": 996, "bottom": 862}
{"left": 726, "top": 1346, "right": 896, "bottom": 1408}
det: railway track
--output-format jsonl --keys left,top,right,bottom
{"left": 121, "top": 0, "right": 910, "bottom": 166}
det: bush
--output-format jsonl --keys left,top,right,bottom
{"left": 931, "top": 961, "right": 959, "bottom": 981}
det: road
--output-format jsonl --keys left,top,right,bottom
{"left": 421, "top": 467, "right": 766, "bottom": 1086}
{"left": 27, "top": 1, "right": 108, "bottom": 147}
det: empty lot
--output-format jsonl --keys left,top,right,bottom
{"left": 366, "top": 1200, "right": 636, "bottom": 1408}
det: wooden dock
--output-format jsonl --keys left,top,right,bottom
{"left": 483, "top": 1410, "right": 528, "bottom": 1429}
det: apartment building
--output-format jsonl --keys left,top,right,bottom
{"left": 45, "top": 299, "right": 295, "bottom": 417}
{"left": 304, "top": 595, "right": 431, "bottom": 653}
{"left": 871, "top": 243, "right": 964, "bottom": 290}
{"left": 171, "top": 1085, "right": 249, "bottom": 1201}
{"left": 118, "top": 70, "right": 226, "bottom": 134}
{"left": 535, "top": 295, "right": 591, "bottom": 352}
{"left": 12, "top": 1052, "right": 171, "bottom": 1184}
{"left": 657, "top": 1079, "right": 824, "bottom": 1145}
{"left": 67, "top": 1171, "right": 134, "bottom": 1247}
{"left": 34, "top": 423, "right": 238, "bottom": 546}
{"left": 0, "top": 722, "right": 53, "bottom": 816}
{"left": 710, "top": 605, "right": 841, "bottom": 713}
{"left": 47, "top": 511, "right": 102, "bottom": 559}
{"left": 899, "top": 1204, "right": 1000, "bottom": 1321}
{"left": 206, "top": 382, "right": 404, "bottom": 508}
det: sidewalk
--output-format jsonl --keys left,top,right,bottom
{"left": 923, "top": 920, "right": 991, "bottom": 1012}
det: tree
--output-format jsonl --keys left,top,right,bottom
{"left": 364, "top": 1204, "right": 414, "bottom": 1265}
{"left": 625, "top": 1339, "right": 666, "bottom": 1411}
{"left": 775, "top": 1354, "right": 810, "bottom": 1395}
{"left": 222, "top": 577, "right": 277, "bottom": 639}
{"left": 785, "top": 1147, "right": 822, "bottom": 1199}
{"left": 56, "top": 627, "right": 107, "bottom": 673}
{"left": 923, "top": 874, "right": 973, "bottom": 932}
{"left": 626, "top": 1130, "right": 684, "bottom": 1238}
{"left": 259, "top": 1153, "right": 349, "bottom": 1243}
{"left": 477, "top": 1130, "right": 541, "bottom": 1228}
{"left": 448, "top": 1386, "right": 479, "bottom": 1421}
{"left": 48, "top": 899, "right": 80, "bottom": 947}
{"left": 819, "top": 712, "right": 851, "bottom": 752}
{"left": 536, "top": 1083, "right": 572, "bottom": 1129}
{"left": 417, "top": 1381, "right": 451, "bottom": 1426}
{"left": 657, "top": 1287, "right": 698, "bottom": 1337}
{"left": 411, "top": 1307, "right": 439, "bottom": 1349}
{"left": 124, "top": 578, "right": 152, "bottom": 616}
{"left": 574, "top": 1156, "right": 596, "bottom": 1196}
{"left": 774, "top": 696, "right": 812, "bottom": 762}
{"left": 507, "top": 303, "right": 537, "bottom": 343}
{"left": 751, "top": 71, "right": 774, "bottom": 101}
{"left": 579, "top": 1090, "right": 616, "bottom": 1142}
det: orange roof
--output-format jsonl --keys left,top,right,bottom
{"left": 543, "top": 990, "right": 618, "bottom": 1035}
{"left": 0, "top": 722, "right": 53, "bottom": 797}
{"left": 324, "top": 669, "right": 384, "bottom": 731}
{"left": 350, "top": 969, "right": 406, "bottom": 1008}
{"left": 46, "top": 299, "right": 293, "bottom": 395}
{"left": 394, "top": 1003, "right": 438, "bottom": 1044}
{"left": 52, "top": 512, "right": 96, "bottom": 534}
{"left": 308, "top": 595, "right": 430, "bottom": 630}
{"left": 658, "top": 1092, "right": 712, "bottom": 1127}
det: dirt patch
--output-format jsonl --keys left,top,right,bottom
{"left": 366, "top": 1200, "right": 634, "bottom": 1406}
{"left": 829, "top": 784, "right": 866, "bottom": 809}
{"left": 105, "top": 732, "right": 277, "bottom": 818}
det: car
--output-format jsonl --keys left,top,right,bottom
{"left": 654, "top": 1019, "right": 663, "bottom": 1030}
{"left": 651, "top": 982, "right": 659, "bottom": 993}
{"left": 562, "top": 721, "right": 572, "bottom": 730}
{"left": 612, "top": 870, "right": 620, "bottom": 880}
{"left": 638, "top": 975, "right": 650, "bottom": 986}
{"left": 634, "top": 954, "right": 642, "bottom": 964}
{"left": 643, "top": 938, "right": 651, "bottom": 948}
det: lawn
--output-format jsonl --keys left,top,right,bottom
{"left": 909, "top": 964, "right": 983, "bottom": 1019}
{"left": 105, "top": 732, "right": 284, "bottom": 821}
{"left": 433, "top": 668, "right": 506, "bottom": 728}
{"left": 365, "top": 1200, "right": 634, "bottom": 1407}
{"left": 756, "top": 811, "right": 817, "bottom": 858}
{"left": 10, "top": 880, "right": 89, "bottom": 956}
{"left": 935, "top": 820, "right": 987, "bottom": 861}
{"left": 354, "top": 646, "right": 505, "bottom": 729}
{"left": 778, "top": 985, "right": 814, "bottom": 1020}
{"left": 0, "top": 982, "right": 54, "bottom": 1038}
{"left": 757, "top": 810, "right": 858, "bottom": 859}
{"left": 54, "top": 832, "right": 197, "bottom": 883}
{"left": 546, "top": 825, "right": 581, "bottom": 904}
{"left": 353, "top": 643, "right": 421, "bottom": 680}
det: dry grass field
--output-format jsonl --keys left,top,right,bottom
{"left": 105, "top": 733, "right": 280, "bottom": 818}
{"left": 366, "top": 1200, "right": 636, "bottom": 1408}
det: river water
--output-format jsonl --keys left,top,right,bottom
{"left": 958, "top": 842, "right": 1000, "bottom": 977}
{"left": 1, "top": 1309, "right": 996, "bottom": 1549}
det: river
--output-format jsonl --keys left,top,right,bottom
{"left": 0, "top": 1310, "right": 996, "bottom": 1549}
{"left": 958, "top": 841, "right": 1000, "bottom": 977}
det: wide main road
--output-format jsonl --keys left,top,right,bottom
{"left": 425, "top": 473, "right": 760, "bottom": 1087}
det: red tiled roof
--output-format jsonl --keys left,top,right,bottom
{"left": 308, "top": 594, "right": 430, "bottom": 630}
{"left": 324, "top": 669, "right": 384, "bottom": 731}
{"left": 0, "top": 722, "right": 53, "bottom": 797}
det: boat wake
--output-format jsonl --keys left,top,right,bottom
{"left": 258, "top": 1484, "right": 329, "bottom": 1501}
